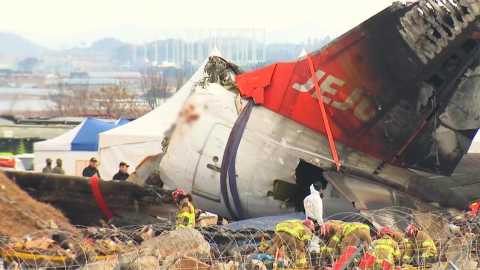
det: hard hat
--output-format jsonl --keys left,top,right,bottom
{"left": 305, "top": 220, "right": 314, "bottom": 231}
{"left": 172, "top": 189, "right": 187, "bottom": 201}
{"left": 377, "top": 227, "right": 394, "bottom": 238}
{"left": 319, "top": 223, "right": 331, "bottom": 237}
{"left": 405, "top": 225, "right": 418, "bottom": 237}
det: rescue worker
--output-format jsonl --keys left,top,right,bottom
{"left": 82, "top": 157, "right": 101, "bottom": 178}
{"left": 112, "top": 161, "right": 129, "bottom": 181}
{"left": 51, "top": 158, "right": 65, "bottom": 174}
{"left": 266, "top": 219, "right": 315, "bottom": 268}
{"left": 318, "top": 220, "right": 345, "bottom": 262}
{"left": 392, "top": 230, "right": 414, "bottom": 264}
{"left": 405, "top": 225, "right": 438, "bottom": 264}
{"left": 42, "top": 158, "right": 52, "bottom": 173}
{"left": 172, "top": 189, "right": 196, "bottom": 229}
{"left": 372, "top": 227, "right": 401, "bottom": 268}
{"left": 303, "top": 182, "right": 324, "bottom": 267}
{"left": 320, "top": 222, "right": 372, "bottom": 260}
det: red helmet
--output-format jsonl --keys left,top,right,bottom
{"left": 377, "top": 227, "right": 394, "bottom": 238}
{"left": 172, "top": 189, "right": 187, "bottom": 201}
{"left": 319, "top": 223, "right": 331, "bottom": 237}
{"left": 305, "top": 220, "right": 314, "bottom": 231}
{"left": 405, "top": 225, "right": 418, "bottom": 237}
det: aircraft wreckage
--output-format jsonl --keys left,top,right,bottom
{"left": 4, "top": 0, "right": 480, "bottom": 227}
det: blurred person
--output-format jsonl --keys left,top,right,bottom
{"left": 319, "top": 222, "right": 371, "bottom": 261}
{"left": 112, "top": 161, "right": 130, "bottom": 181}
{"left": 266, "top": 219, "right": 314, "bottom": 268}
{"left": 392, "top": 229, "right": 414, "bottom": 264}
{"left": 303, "top": 182, "right": 324, "bottom": 267}
{"left": 42, "top": 158, "right": 52, "bottom": 173}
{"left": 82, "top": 157, "right": 101, "bottom": 178}
{"left": 404, "top": 225, "right": 437, "bottom": 264}
{"left": 172, "top": 189, "right": 196, "bottom": 229}
{"left": 51, "top": 158, "right": 65, "bottom": 175}
{"left": 372, "top": 227, "right": 401, "bottom": 267}
{"left": 319, "top": 220, "right": 345, "bottom": 259}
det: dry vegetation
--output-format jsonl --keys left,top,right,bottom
{"left": 139, "top": 66, "right": 186, "bottom": 110}
{"left": 41, "top": 67, "right": 187, "bottom": 118}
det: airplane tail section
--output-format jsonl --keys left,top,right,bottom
{"left": 236, "top": 0, "right": 480, "bottom": 176}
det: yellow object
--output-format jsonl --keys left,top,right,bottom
{"left": 1, "top": 248, "right": 68, "bottom": 262}
{"left": 177, "top": 203, "right": 195, "bottom": 229}
{"left": 275, "top": 220, "right": 312, "bottom": 241}
{"left": 259, "top": 233, "right": 269, "bottom": 253}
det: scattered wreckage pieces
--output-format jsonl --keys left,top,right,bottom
{"left": 2, "top": 170, "right": 177, "bottom": 227}
{"left": 0, "top": 209, "right": 480, "bottom": 269}
{"left": 201, "top": 56, "right": 245, "bottom": 92}
{"left": 140, "top": 227, "right": 210, "bottom": 269}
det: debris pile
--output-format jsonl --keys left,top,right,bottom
{"left": 0, "top": 171, "right": 78, "bottom": 237}
{"left": 0, "top": 206, "right": 478, "bottom": 269}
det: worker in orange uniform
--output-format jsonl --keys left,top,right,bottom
{"left": 319, "top": 222, "right": 372, "bottom": 260}
{"left": 172, "top": 189, "right": 196, "bottom": 229}
{"left": 392, "top": 230, "right": 414, "bottom": 264}
{"left": 405, "top": 225, "right": 437, "bottom": 264}
{"left": 266, "top": 219, "right": 315, "bottom": 268}
{"left": 372, "top": 227, "right": 401, "bottom": 267}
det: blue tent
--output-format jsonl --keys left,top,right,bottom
{"left": 71, "top": 118, "right": 123, "bottom": 151}
{"left": 35, "top": 118, "right": 128, "bottom": 152}
{"left": 33, "top": 118, "right": 129, "bottom": 175}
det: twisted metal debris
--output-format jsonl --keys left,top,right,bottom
{"left": 0, "top": 207, "right": 479, "bottom": 269}
{"left": 399, "top": 0, "right": 480, "bottom": 64}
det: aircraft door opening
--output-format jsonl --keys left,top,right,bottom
{"left": 192, "top": 123, "right": 232, "bottom": 202}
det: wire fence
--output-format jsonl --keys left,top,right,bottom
{"left": 0, "top": 207, "right": 479, "bottom": 269}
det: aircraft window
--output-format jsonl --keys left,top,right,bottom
{"left": 212, "top": 156, "right": 219, "bottom": 163}
{"left": 331, "top": 187, "right": 339, "bottom": 198}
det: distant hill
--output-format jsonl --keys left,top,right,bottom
{"left": 63, "top": 38, "right": 126, "bottom": 57}
{"left": 0, "top": 32, "right": 52, "bottom": 57}
{"left": 90, "top": 38, "right": 126, "bottom": 52}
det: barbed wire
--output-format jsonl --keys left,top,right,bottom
{"left": 1, "top": 208, "right": 479, "bottom": 269}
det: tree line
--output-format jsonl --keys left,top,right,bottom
{"left": 46, "top": 66, "right": 187, "bottom": 118}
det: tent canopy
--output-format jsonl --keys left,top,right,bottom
{"left": 98, "top": 46, "right": 224, "bottom": 179}
{"left": 99, "top": 46, "right": 223, "bottom": 147}
{"left": 35, "top": 118, "right": 124, "bottom": 152}
{"left": 298, "top": 48, "right": 307, "bottom": 58}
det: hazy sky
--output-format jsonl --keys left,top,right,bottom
{"left": 1, "top": 0, "right": 400, "bottom": 49}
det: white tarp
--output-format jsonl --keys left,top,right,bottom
{"left": 98, "top": 46, "right": 224, "bottom": 179}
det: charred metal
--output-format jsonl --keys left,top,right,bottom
{"left": 399, "top": 0, "right": 480, "bottom": 64}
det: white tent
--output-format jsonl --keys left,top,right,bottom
{"left": 34, "top": 118, "right": 121, "bottom": 176}
{"left": 98, "top": 46, "right": 224, "bottom": 179}
{"left": 298, "top": 48, "right": 307, "bottom": 58}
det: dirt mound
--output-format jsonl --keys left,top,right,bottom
{"left": 0, "top": 171, "right": 79, "bottom": 237}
